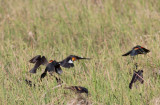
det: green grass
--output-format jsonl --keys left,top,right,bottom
{"left": 0, "top": 0, "right": 160, "bottom": 104}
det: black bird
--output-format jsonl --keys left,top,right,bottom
{"left": 29, "top": 55, "right": 63, "bottom": 80}
{"left": 59, "top": 55, "right": 91, "bottom": 68}
{"left": 64, "top": 86, "right": 88, "bottom": 96}
{"left": 29, "top": 55, "right": 48, "bottom": 73}
{"left": 40, "top": 60, "right": 62, "bottom": 79}
{"left": 122, "top": 45, "right": 150, "bottom": 56}
{"left": 129, "top": 70, "right": 144, "bottom": 89}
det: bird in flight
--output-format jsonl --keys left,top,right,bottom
{"left": 59, "top": 55, "right": 91, "bottom": 68}
{"left": 29, "top": 55, "right": 91, "bottom": 79}
{"left": 122, "top": 45, "right": 150, "bottom": 56}
{"left": 29, "top": 55, "right": 63, "bottom": 79}
{"left": 29, "top": 55, "right": 48, "bottom": 73}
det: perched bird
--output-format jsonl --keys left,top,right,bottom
{"left": 122, "top": 45, "right": 150, "bottom": 56}
{"left": 40, "top": 60, "right": 62, "bottom": 79}
{"left": 29, "top": 55, "right": 48, "bottom": 73}
{"left": 64, "top": 86, "right": 88, "bottom": 96}
{"left": 129, "top": 70, "right": 144, "bottom": 89}
{"left": 59, "top": 55, "right": 91, "bottom": 68}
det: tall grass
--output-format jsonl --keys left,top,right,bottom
{"left": 0, "top": 0, "right": 160, "bottom": 104}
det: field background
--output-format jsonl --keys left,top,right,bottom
{"left": 0, "top": 0, "right": 160, "bottom": 104}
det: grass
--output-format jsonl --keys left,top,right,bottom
{"left": 0, "top": 0, "right": 160, "bottom": 104}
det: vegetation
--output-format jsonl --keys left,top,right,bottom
{"left": 0, "top": 0, "right": 160, "bottom": 104}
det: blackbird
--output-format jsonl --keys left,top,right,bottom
{"left": 59, "top": 55, "right": 91, "bottom": 68}
{"left": 40, "top": 60, "right": 62, "bottom": 79}
{"left": 29, "top": 55, "right": 48, "bottom": 73}
{"left": 122, "top": 45, "right": 150, "bottom": 56}
{"left": 129, "top": 70, "right": 144, "bottom": 89}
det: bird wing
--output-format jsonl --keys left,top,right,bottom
{"left": 29, "top": 60, "right": 42, "bottom": 73}
{"left": 122, "top": 50, "right": 132, "bottom": 56}
{"left": 59, "top": 56, "right": 74, "bottom": 68}
{"left": 29, "top": 55, "right": 48, "bottom": 73}
{"left": 60, "top": 61, "right": 74, "bottom": 68}
{"left": 41, "top": 56, "right": 48, "bottom": 66}
{"left": 142, "top": 48, "right": 150, "bottom": 53}
{"left": 29, "top": 55, "right": 41, "bottom": 63}
{"left": 135, "top": 47, "right": 150, "bottom": 54}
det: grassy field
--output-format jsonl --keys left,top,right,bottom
{"left": 0, "top": 0, "right": 160, "bottom": 104}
